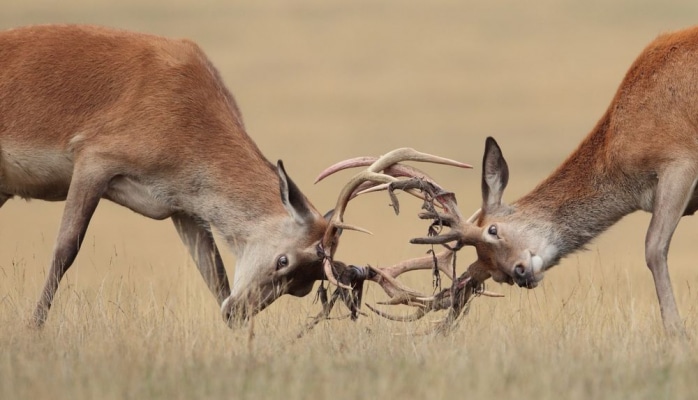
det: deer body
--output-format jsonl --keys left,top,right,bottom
{"left": 1, "top": 24, "right": 330, "bottom": 326}
{"left": 467, "top": 27, "right": 698, "bottom": 336}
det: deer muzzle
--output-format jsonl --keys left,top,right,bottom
{"left": 512, "top": 254, "right": 545, "bottom": 289}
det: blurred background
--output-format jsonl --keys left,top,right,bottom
{"left": 1, "top": 0, "right": 697, "bottom": 322}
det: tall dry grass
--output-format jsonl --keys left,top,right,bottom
{"left": 1, "top": 256, "right": 696, "bottom": 399}
{"left": 1, "top": 1, "right": 698, "bottom": 399}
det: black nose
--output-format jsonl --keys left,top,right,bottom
{"left": 514, "top": 263, "right": 526, "bottom": 279}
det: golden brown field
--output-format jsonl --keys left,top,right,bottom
{"left": 2, "top": 1, "right": 698, "bottom": 399}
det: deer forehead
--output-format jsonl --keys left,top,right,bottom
{"left": 248, "top": 216, "right": 323, "bottom": 252}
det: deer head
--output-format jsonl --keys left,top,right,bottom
{"left": 466, "top": 137, "right": 559, "bottom": 288}
{"left": 219, "top": 161, "right": 330, "bottom": 323}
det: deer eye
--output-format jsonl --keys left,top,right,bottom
{"left": 487, "top": 225, "right": 498, "bottom": 237}
{"left": 276, "top": 255, "right": 289, "bottom": 270}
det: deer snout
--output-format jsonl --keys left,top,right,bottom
{"left": 221, "top": 296, "right": 250, "bottom": 327}
{"left": 511, "top": 252, "right": 545, "bottom": 289}
{"left": 221, "top": 283, "right": 281, "bottom": 327}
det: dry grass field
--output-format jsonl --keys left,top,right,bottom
{"left": 2, "top": 1, "right": 698, "bottom": 399}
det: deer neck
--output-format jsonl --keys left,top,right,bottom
{"left": 513, "top": 113, "right": 640, "bottom": 261}
{"left": 225, "top": 182, "right": 289, "bottom": 255}
{"left": 182, "top": 137, "right": 288, "bottom": 256}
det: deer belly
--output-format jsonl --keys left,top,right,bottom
{"left": 105, "top": 176, "right": 174, "bottom": 220}
{"left": 0, "top": 147, "right": 73, "bottom": 200}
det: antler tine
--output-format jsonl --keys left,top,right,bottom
{"left": 365, "top": 303, "right": 428, "bottom": 322}
{"left": 382, "top": 178, "right": 484, "bottom": 250}
{"left": 369, "top": 262, "right": 438, "bottom": 300}
{"left": 354, "top": 163, "right": 458, "bottom": 209}
{"left": 314, "top": 156, "right": 378, "bottom": 184}
{"left": 315, "top": 148, "right": 471, "bottom": 184}
{"left": 376, "top": 250, "right": 456, "bottom": 281}
{"left": 367, "top": 148, "right": 472, "bottom": 172}
{"left": 363, "top": 250, "right": 504, "bottom": 327}
{"left": 466, "top": 208, "right": 482, "bottom": 224}
{"left": 366, "top": 264, "right": 502, "bottom": 330}
{"left": 362, "top": 250, "right": 455, "bottom": 312}
{"left": 321, "top": 169, "right": 396, "bottom": 249}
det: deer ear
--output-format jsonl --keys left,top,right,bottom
{"left": 481, "top": 137, "right": 509, "bottom": 212}
{"left": 277, "top": 160, "right": 315, "bottom": 224}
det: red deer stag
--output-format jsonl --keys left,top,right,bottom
{"left": 406, "top": 27, "right": 698, "bottom": 337}
{"left": 0, "top": 24, "right": 468, "bottom": 327}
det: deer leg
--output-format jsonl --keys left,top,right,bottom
{"left": 172, "top": 213, "right": 231, "bottom": 305}
{"left": 645, "top": 167, "right": 696, "bottom": 338}
{"left": 31, "top": 166, "right": 107, "bottom": 327}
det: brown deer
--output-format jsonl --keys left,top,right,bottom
{"left": 0, "top": 23, "right": 321, "bottom": 326}
{"left": 400, "top": 26, "right": 698, "bottom": 337}
{"left": 1, "top": 24, "right": 468, "bottom": 327}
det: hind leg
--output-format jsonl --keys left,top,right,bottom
{"left": 31, "top": 164, "right": 108, "bottom": 327}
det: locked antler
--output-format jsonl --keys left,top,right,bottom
{"left": 316, "top": 154, "right": 501, "bottom": 333}
{"left": 317, "top": 148, "right": 472, "bottom": 290}
{"left": 297, "top": 149, "right": 472, "bottom": 337}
